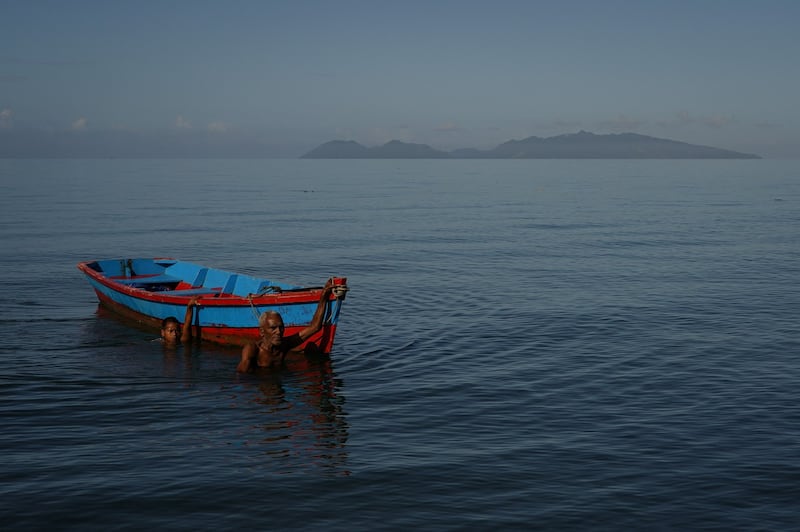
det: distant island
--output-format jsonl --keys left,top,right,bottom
{"left": 301, "top": 131, "right": 761, "bottom": 159}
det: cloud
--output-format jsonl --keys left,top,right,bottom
{"left": 71, "top": 117, "right": 87, "bottom": 131}
{"left": 702, "top": 113, "right": 735, "bottom": 129}
{"left": 0, "top": 74, "right": 27, "bottom": 82}
{"left": 334, "top": 127, "right": 354, "bottom": 140}
{"left": 175, "top": 115, "right": 192, "bottom": 129}
{"left": 596, "top": 113, "right": 644, "bottom": 132}
{"left": 668, "top": 111, "right": 736, "bottom": 129}
{"left": 0, "top": 56, "right": 91, "bottom": 67}
{"left": 433, "top": 121, "right": 462, "bottom": 132}
{"left": 0, "top": 108, "right": 12, "bottom": 128}
{"left": 207, "top": 122, "right": 228, "bottom": 133}
{"left": 0, "top": 126, "right": 301, "bottom": 158}
{"left": 754, "top": 121, "right": 780, "bottom": 129}
{"left": 539, "top": 119, "right": 583, "bottom": 132}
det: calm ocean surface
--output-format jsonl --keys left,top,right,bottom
{"left": 1, "top": 158, "right": 799, "bottom": 530}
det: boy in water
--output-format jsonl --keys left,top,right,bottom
{"left": 160, "top": 296, "right": 201, "bottom": 348}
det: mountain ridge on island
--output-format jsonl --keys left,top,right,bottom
{"left": 301, "top": 131, "right": 761, "bottom": 159}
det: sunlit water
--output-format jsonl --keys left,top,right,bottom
{"left": 1, "top": 158, "right": 799, "bottom": 529}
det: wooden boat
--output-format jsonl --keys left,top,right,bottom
{"left": 78, "top": 258, "right": 348, "bottom": 351}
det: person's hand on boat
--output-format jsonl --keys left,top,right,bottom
{"left": 189, "top": 296, "right": 202, "bottom": 307}
{"left": 328, "top": 277, "right": 349, "bottom": 299}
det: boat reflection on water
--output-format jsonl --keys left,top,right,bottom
{"left": 237, "top": 355, "right": 350, "bottom": 475}
{"left": 86, "top": 304, "right": 350, "bottom": 475}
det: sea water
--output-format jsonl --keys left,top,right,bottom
{"left": 1, "top": 158, "right": 798, "bottom": 529}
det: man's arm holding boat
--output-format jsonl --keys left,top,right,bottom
{"left": 181, "top": 296, "right": 201, "bottom": 344}
{"left": 278, "top": 278, "right": 335, "bottom": 353}
{"left": 297, "top": 278, "right": 335, "bottom": 342}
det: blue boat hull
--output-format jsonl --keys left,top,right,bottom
{"left": 78, "top": 258, "right": 347, "bottom": 351}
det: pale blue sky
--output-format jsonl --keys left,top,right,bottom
{"left": 2, "top": 0, "right": 798, "bottom": 157}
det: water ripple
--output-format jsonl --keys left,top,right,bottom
{"left": 2, "top": 159, "right": 800, "bottom": 529}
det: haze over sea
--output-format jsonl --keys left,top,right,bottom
{"left": 1, "top": 158, "right": 798, "bottom": 530}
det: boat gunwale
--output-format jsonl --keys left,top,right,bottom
{"left": 77, "top": 260, "right": 331, "bottom": 307}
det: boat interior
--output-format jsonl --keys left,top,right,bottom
{"left": 85, "top": 258, "right": 300, "bottom": 298}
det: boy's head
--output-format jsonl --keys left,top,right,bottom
{"left": 161, "top": 316, "right": 180, "bottom": 346}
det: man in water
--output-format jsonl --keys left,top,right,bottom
{"left": 237, "top": 279, "right": 334, "bottom": 372}
{"left": 160, "top": 296, "right": 201, "bottom": 348}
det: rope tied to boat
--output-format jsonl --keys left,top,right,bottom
{"left": 247, "top": 295, "right": 261, "bottom": 321}
{"left": 332, "top": 284, "right": 349, "bottom": 299}
{"left": 246, "top": 285, "right": 283, "bottom": 321}
{"left": 257, "top": 285, "right": 282, "bottom": 295}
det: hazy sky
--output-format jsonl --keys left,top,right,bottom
{"left": 2, "top": 0, "right": 798, "bottom": 157}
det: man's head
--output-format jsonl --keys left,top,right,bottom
{"left": 258, "top": 311, "right": 285, "bottom": 346}
{"left": 161, "top": 316, "right": 180, "bottom": 346}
